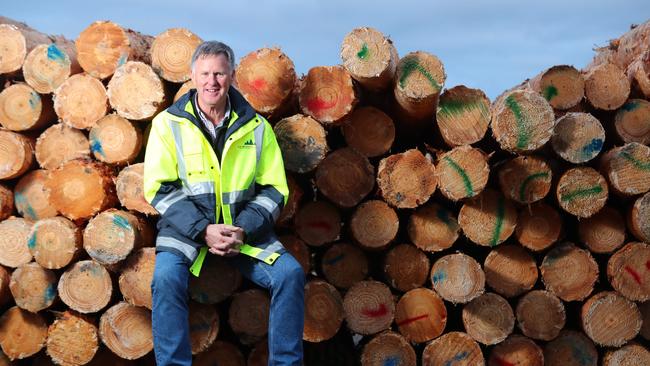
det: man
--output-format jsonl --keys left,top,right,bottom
{"left": 144, "top": 41, "right": 305, "bottom": 366}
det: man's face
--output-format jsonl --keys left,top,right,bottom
{"left": 191, "top": 53, "right": 233, "bottom": 109}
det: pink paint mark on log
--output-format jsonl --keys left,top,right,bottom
{"left": 625, "top": 266, "right": 642, "bottom": 285}
{"left": 250, "top": 78, "right": 267, "bottom": 92}
{"left": 306, "top": 98, "right": 336, "bottom": 113}
{"left": 493, "top": 356, "right": 516, "bottom": 366}
{"left": 307, "top": 221, "right": 332, "bottom": 231}
{"left": 362, "top": 304, "right": 388, "bottom": 318}
{"left": 396, "top": 313, "right": 429, "bottom": 326}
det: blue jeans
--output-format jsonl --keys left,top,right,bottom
{"left": 151, "top": 250, "right": 305, "bottom": 366}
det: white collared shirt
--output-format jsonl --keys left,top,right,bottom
{"left": 194, "top": 93, "right": 231, "bottom": 141}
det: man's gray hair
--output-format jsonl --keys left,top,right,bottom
{"left": 191, "top": 41, "right": 235, "bottom": 71}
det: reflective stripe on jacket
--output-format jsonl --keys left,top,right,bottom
{"left": 143, "top": 87, "right": 288, "bottom": 276}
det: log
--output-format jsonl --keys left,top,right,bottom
{"left": 321, "top": 242, "right": 368, "bottom": 289}
{"left": 173, "top": 80, "right": 193, "bottom": 102}
{"left": 28, "top": 216, "right": 81, "bottom": 270}
{"left": 9, "top": 262, "right": 57, "bottom": 312}
{"left": 58, "top": 260, "right": 112, "bottom": 314}
{"left": 247, "top": 340, "right": 268, "bottom": 366}
{"left": 76, "top": 20, "right": 153, "bottom": 80}
{"left": 235, "top": 48, "right": 296, "bottom": 116}
{"left": 407, "top": 202, "right": 459, "bottom": 252}
{"left": 611, "top": 20, "right": 650, "bottom": 70}
{"left": 601, "top": 143, "right": 650, "bottom": 196}
{"left": 303, "top": 279, "right": 344, "bottom": 342}
{"left": 150, "top": 28, "right": 202, "bottom": 83}
{"left": 551, "top": 112, "right": 605, "bottom": 163}
{"left": 604, "top": 343, "right": 650, "bottom": 366}
{"left": 360, "top": 331, "right": 416, "bottom": 366}
{"left": 340, "top": 27, "right": 398, "bottom": 92}
{"left": 228, "top": 290, "right": 267, "bottom": 345}
{"left": 629, "top": 192, "right": 650, "bottom": 243}
{"left": 315, "top": 147, "right": 374, "bottom": 208}
{"left": 607, "top": 242, "right": 650, "bottom": 302}
{"left": 641, "top": 301, "right": 650, "bottom": 341}
{"left": 614, "top": 99, "right": 650, "bottom": 144}
{"left": 421, "top": 332, "right": 483, "bottom": 366}
{"left": 342, "top": 280, "right": 395, "bottom": 335}
{"left": 298, "top": 66, "right": 357, "bottom": 125}
{"left": 0, "top": 306, "right": 47, "bottom": 360}
{"left": 14, "top": 170, "right": 57, "bottom": 221}
{"left": 529, "top": 65, "right": 585, "bottom": 110}
{"left": 86, "top": 346, "right": 138, "bottom": 366}
{"left": 83, "top": 209, "right": 147, "bottom": 265}
{"left": 484, "top": 245, "right": 538, "bottom": 298}
{"left": 393, "top": 51, "right": 445, "bottom": 121}
{"left": 543, "top": 330, "right": 597, "bottom": 366}
{"left": 383, "top": 243, "right": 430, "bottom": 292}
{"left": 350, "top": 200, "right": 398, "bottom": 250}
{"left": 107, "top": 61, "right": 169, "bottom": 121}
{"left": 118, "top": 247, "right": 155, "bottom": 309}
{"left": 0, "top": 350, "right": 11, "bottom": 366}
{"left": 189, "top": 302, "right": 219, "bottom": 354}
{"left": 115, "top": 163, "right": 157, "bottom": 215}
{"left": 274, "top": 114, "right": 328, "bottom": 173}
{"left": 581, "top": 291, "right": 641, "bottom": 347}
{"left": 436, "top": 85, "right": 491, "bottom": 147}
{"left": 188, "top": 254, "right": 241, "bottom": 305}
{"left": 515, "top": 202, "right": 562, "bottom": 251}
{"left": 0, "top": 24, "right": 28, "bottom": 74}
{"left": 435, "top": 145, "right": 490, "bottom": 201}
{"left": 498, "top": 155, "right": 552, "bottom": 204}
{"left": 462, "top": 292, "right": 515, "bottom": 346}
{"left": 46, "top": 159, "right": 117, "bottom": 221}
{"left": 276, "top": 174, "right": 302, "bottom": 227}
{"left": 294, "top": 200, "right": 341, "bottom": 247}
{"left": 341, "top": 106, "right": 394, "bottom": 158}
{"left": 98, "top": 302, "right": 152, "bottom": 360}
{"left": 394, "top": 288, "right": 446, "bottom": 343}
{"left": 515, "top": 290, "right": 565, "bottom": 341}
{"left": 35, "top": 124, "right": 90, "bottom": 170}
{"left": 0, "top": 184, "right": 12, "bottom": 220}
{"left": 23, "top": 42, "right": 82, "bottom": 94}
{"left": 0, "top": 266, "right": 9, "bottom": 306}
{"left": 46, "top": 311, "right": 99, "bottom": 366}
{"left": 377, "top": 149, "right": 437, "bottom": 209}
{"left": 0, "top": 83, "right": 54, "bottom": 131}
{"left": 540, "top": 242, "right": 599, "bottom": 302}
{"left": 194, "top": 341, "right": 245, "bottom": 366}
{"left": 53, "top": 74, "right": 108, "bottom": 130}
{"left": 491, "top": 89, "right": 555, "bottom": 153}
{"left": 579, "top": 205, "right": 626, "bottom": 253}
{"left": 458, "top": 189, "right": 517, "bottom": 247}
{"left": 0, "top": 217, "right": 33, "bottom": 268}
{"left": 488, "top": 335, "right": 543, "bottom": 366}
{"left": 278, "top": 235, "right": 310, "bottom": 274}
{"left": 583, "top": 62, "right": 630, "bottom": 110}
{"left": 89, "top": 114, "right": 142, "bottom": 164}
{"left": 556, "top": 167, "right": 608, "bottom": 218}
{"left": 627, "top": 49, "right": 650, "bottom": 99}
{"left": 0, "top": 130, "right": 34, "bottom": 180}
{"left": 431, "top": 253, "right": 485, "bottom": 304}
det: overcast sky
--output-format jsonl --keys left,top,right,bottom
{"left": 4, "top": 1, "right": 649, "bottom": 99}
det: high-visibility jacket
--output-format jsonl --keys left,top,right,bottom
{"left": 143, "top": 87, "right": 288, "bottom": 277}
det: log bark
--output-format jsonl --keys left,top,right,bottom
{"left": 0, "top": 24, "right": 29, "bottom": 74}
{"left": 107, "top": 61, "right": 169, "bottom": 121}
{"left": 45, "top": 311, "right": 98, "bottom": 366}
{"left": 14, "top": 170, "right": 57, "bottom": 220}
{"left": 556, "top": 167, "right": 608, "bottom": 218}
{"left": 173, "top": 80, "right": 193, "bottom": 102}
{"left": 0, "top": 130, "right": 34, "bottom": 180}
{"left": 188, "top": 254, "right": 241, "bottom": 305}
{"left": 342, "top": 280, "right": 395, "bottom": 335}
{"left": 350, "top": 200, "right": 398, "bottom": 250}
{"left": 579, "top": 206, "right": 626, "bottom": 253}
{"left": 0, "top": 83, "right": 54, "bottom": 131}
{"left": 303, "top": 280, "right": 344, "bottom": 342}
{"left": 515, "top": 202, "right": 562, "bottom": 251}
{"left": 383, "top": 243, "right": 430, "bottom": 292}
{"left": 228, "top": 290, "right": 267, "bottom": 345}
{"left": 604, "top": 343, "right": 650, "bottom": 366}
{"left": 458, "top": 189, "right": 517, "bottom": 247}
{"left": 9, "top": 262, "right": 57, "bottom": 313}
{"left": 540, "top": 242, "right": 599, "bottom": 302}
{"left": 641, "top": 300, "right": 650, "bottom": 341}
{"left": 543, "top": 330, "right": 597, "bottom": 366}
{"left": 118, "top": 247, "right": 155, "bottom": 309}
{"left": 235, "top": 48, "right": 297, "bottom": 117}
{"left": 53, "top": 74, "right": 108, "bottom": 130}
{"left": 35, "top": 124, "right": 90, "bottom": 170}
{"left": 89, "top": 114, "right": 142, "bottom": 164}
{"left": 76, "top": 20, "right": 153, "bottom": 79}
{"left": 0, "top": 306, "right": 47, "bottom": 360}
{"left": 498, "top": 155, "right": 552, "bottom": 204}
{"left": 115, "top": 163, "right": 157, "bottom": 215}
{"left": 341, "top": 106, "right": 394, "bottom": 158}
{"left": 484, "top": 245, "right": 538, "bottom": 298}
{"left": 611, "top": 20, "right": 650, "bottom": 70}
{"left": 551, "top": 112, "right": 605, "bottom": 163}
{"left": 435, "top": 145, "right": 490, "bottom": 201}
{"left": 583, "top": 62, "right": 630, "bottom": 111}
{"left": 422, "top": 332, "right": 483, "bottom": 366}
{"left": 581, "top": 291, "right": 641, "bottom": 347}
{"left": 431, "top": 253, "right": 485, "bottom": 304}
{"left": 0, "top": 185, "right": 13, "bottom": 221}
{"left": 151, "top": 28, "right": 202, "bottom": 83}
{"left": 315, "top": 147, "right": 374, "bottom": 207}
{"left": 529, "top": 65, "right": 585, "bottom": 110}
{"left": 98, "top": 302, "right": 153, "bottom": 360}
{"left": 340, "top": 27, "right": 398, "bottom": 92}
{"left": 407, "top": 202, "right": 459, "bottom": 252}
{"left": 360, "top": 331, "right": 416, "bottom": 366}
{"left": 627, "top": 49, "right": 650, "bottom": 99}
{"left": 377, "top": 149, "right": 437, "bottom": 209}
{"left": 194, "top": 341, "right": 245, "bottom": 366}
{"left": 601, "top": 143, "right": 650, "bottom": 196}
{"left": 321, "top": 242, "right": 368, "bottom": 289}
{"left": 436, "top": 86, "right": 491, "bottom": 147}
{"left": 294, "top": 200, "right": 341, "bottom": 247}
{"left": 247, "top": 341, "right": 268, "bottom": 366}
{"left": 276, "top": 174, "right": 302, "bottom": 227}
{"left": 189, "top": 302, "right": 219, "bottom": 354}
{"left": 28, "top": 216, "right": 82, "bottom": 269}
{"left": 516, "top": 290, "right": 565, "bottom": 341}
{"left": 278, "top": 235, "right": 310, "bottom": 274}
{"left": 607, "top": 242, "right": 650, "bottom": 302}
{"left": 394, "top": 288, "right": 446, "bottom": 343}
{"left": 83, "top": 209, "right": 147, "bottom": 265}
{"left": 614, "top": 99, "right": 650, "bottom": 145}
{"left": 298, "top": 66, "right": 357, "bottom": 125}
{"left": 0, "top": 217, "right": 33, "bottom": 268}
{"left": 462, "top": 292, "right": 514, "bottom": 345}
{"left": 274, "top": 114, "right": 328, "bottom": 173}
{"left": 23, "top": 42, "right": 82, "bottom": 94}
{"left": 488, "top": 335, "right": 543, "bottom": 366}
{"left": 393, "top": 51, "right": 445, "bottom": 121}
{"left": 0, "top": 266, "right": 9, "bottom": 306}
{"left": 57, "top": 260, "right": 112, "bottom": 314}
{"left": 629, "top": 192, "right": 650, "bottom": 243}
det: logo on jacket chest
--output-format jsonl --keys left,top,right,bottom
{"left": 239, "top": 139, "right": 256, "bottom": 149}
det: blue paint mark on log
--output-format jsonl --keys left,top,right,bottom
{"left": 432, "top": 270, "right": 447, "bottom": 285}
{"left": 571, "top": 342, "right": 594, "bottom": 366}
{"left": 28, "top": 231, "right": 37, "bottom": 250}
{"left": 29, "top": 92, "right": 39, "bottom": 110}
{"left": 118, "top": 53, "right": 128, "bottom": 67}
{"left": 383, "top": 355, "right": 400, "bottom": 366}
{"left": 444, "top": 351, "right": 469, "bottom": 366}
{"left": 14, "top": 193, "right": 37, "bottom": 220}
{"left": 581, "top": 138, "right": 603, "bottom": 159}
{"left": 89, "top": 138, "right": 106, "bottom": 157}
{"left": 324, "top": 253, "right": 345, "bottom": 266}
{"left": 190, "top": 322, "right": 212, "bottom": 333}
{"left": 47, "top": 44, "right": 66, "bottom": 64}
{"left": 622, "top": 100, "right": 640, "bottom": 112}
{"left": 113, "top": 215, "right": 131, "bottom": 230}
{"left": 45, "top": 284, "right": 57, "bottom": 303}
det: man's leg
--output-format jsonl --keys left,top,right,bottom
{"left": 232, "top": 252, "right": 305, "bottom": 366}
{"left": 151, "top": 251, "right": 192, "bottom": 366}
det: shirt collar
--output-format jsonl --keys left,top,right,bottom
{"left": 194, "top": 93, "right": 231, "bottom": 128}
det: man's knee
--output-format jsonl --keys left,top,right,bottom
{"left": 276, "top": 255, "right": 305, "bottom": 289}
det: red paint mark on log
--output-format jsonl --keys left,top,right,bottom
{"left": 493, "top": 356, "right": 516, "bottom": 366}
{"left": 250, "top": 78, "right": 267, "bottom": 92}
{"left": 646, "top": 260, "right": 650, "bottom": 271}
{"left": 625, "top": 266, "right": 642, "bottom": 285}
{"left": 306, "top": 98, "right": 337, "bottom": 113}
{"left": 396, "top": 313, "right": 429, "bottom": 326}
{"left": 362, "top": 304, "right": 388, "bottom": 318}
{"left": 306, "top": 221, "right": 332, "bottom": 231}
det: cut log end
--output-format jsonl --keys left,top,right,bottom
{"left": 556, "top": 167, "right": 608, "bottom": 218}
{"left": 395, "top": 288, "right": 446, "bottom": 343}
{"left": 604, "top": 343, "right": 650, "bottom": 366}
{"left": 350, "top": 200, "right": 398, "bottom": 250}
{"left": 544, "top": 330, "right": 598, "bottom": 366}
{"left": 99, "top": 302, "right": 153, "bottom": 360}
{"left": 316, "top": 148, "right": 374, "bottom": 208}
{"left": 340, "top": 27, "right": 398, "bottom": 92}
{"left": 498, "top": 155, "right": 552, "bottom": 204}
{"left": 484, "top": 245, "right": 538, "bottom": 298}
{"left": 107, "top": 61, "right": 168, "bottom": 121}
{"left": 189, "top": 254, "right": 241, "bottom": 305}
{"left": 551, "top": 112, "right": 605, "bottom": 164}
{"left": 9, "top": 262, "right": 57, "bottom": 313}
{"left": 83, "top": 209, "right": 143, "bottom": 265}
{"left": 360, "top": 331, "right": 416, "bottom": 366}
{"left": 462, "top": 292, "right": 515, "bottom": 345}
{"left": 383, "top": 243, "right": 430, "bottom": 292}
{"left": 303, "top": 280, "right": 344, "bottom": 343}
{"left": 579, "top": 206, "right": 626, "bottom": 254}
{"left": 274, "top": 114, "right": 328, "bottom": 174}
{"left": 436, "top": 145, "right": 490, "bottom": 201}
{"left": 189, "top": 302, "right": 219, "bottom": 354}
{"left": 584, "top": 62, "right": 631, "bottom": 111}
{"left": 0, "top": 306, "right": 48, "bottom": 360}
{"left": 299, "top": 66, "right": 357, "bottom": 125}
{"left": 531, "top": 65, "right": 585, "bottom": 110}
{"left": 407, "top": 203, "right": 459, "bottom": 252}
{"left": 23, "top": 44, "right": 74, "bottom": 94}
{"left": 35, "top": 124, "right": 90, "bottom": 170}
{"left": 431, "top": 253, "right": 485, "bottom": 304}
{"left": 89, "top": 114, "right": 142, "bottom": 164}
{"left": 0, "top": 83, "right": 54, "bottom": 132}
{"left": 516, "top": 290, "right": 565, "bottom": 341}
{"left": 394, "top": 51, "right": 446, "bottom": 121}
{"left": 294, "top": 200, "right": 341, "bottom": 247}
{"left": 0, "top": 24, "right": 26, "bottom": 74}
{"left": 0, "top": 130, "right": 34, "bottom": 180}
{"left": 342, "top": 280, "right": 395, "bottom": 335}
{"left": 629, "top": 192, "right": 650, "bottom": 243}
{"left": 436, "top": 85, "right": 491, "bottom": 147}
{"left": 151, "top": 28, "right": 202, "bottom": 83}
{"left": 58, "top": 260, "right": 112, "bottom": 313}
{"left": 119, "top": 247, "right": 155, "bottom": 309}
{"left": 422, "top": 332, "right": 483, "bottom": 366}
{"left": 115, "top": 163, "right": 158, "bottom": 215}
{"left": 489, "top": 335, "right": 543, "bottom": 366}
{"left": 228, "top": 290, "right": 267, "bottom": 345}
{"left": 53, "top": 74, "right": 108, "bottom": 130}
{"left": 321, "top": 243, "right": 368, "bottom": 289}
{"left": 341, "top": 106, "right": 394, "bottom": 158}
{"left": 581, "top": 291, "right": 641, "bottom": 347}
{"left": 607, "top": 242, "right": 650, "bottom": 302}
{"left": 541, "top": 242, "right": 599, "bottom": 302}
{"left": 614, "top": 99, "right": 650, "bottom": 144}
{"left": 0, "top": 217, "right": 33, "bottom": 268}
{"left": 46, "top": 311, "right": 98, "bottom": 366}
{"left": 603, "top": 143, "right": 650, "bottom": 196}
{"left": 0, "top": 184, "right": 13, "bottom": 221}
{"left": 458, "top": 189, "right": 517, "bottom": 247}
{"left": 377, "top": 149, "right": 437, "bottom": 209}
{"left": 515, "top": 202, "right": 562, "bottom": 252}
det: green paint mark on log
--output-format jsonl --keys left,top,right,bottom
{"left": 505, "top": 95, "right": 530, "bottom": 149}
{"left": 519, "top": 172, "right": 550, "bottom": 202}
{"left": 543, "top": 85, "right": 558, "bottom": 101}
{"left": 490, "top": 195, "right": 506, "bottom": 247}
{"left": 620, "top": 150, "right": 650, "bottom": 171}
{"left": 357, "top": 43, "right": 369, "bottom": 60}
{"left": 561, "top": 185, "right": 604, "bottom": 202}
{"left": 622, "top": 100, "right": 640, "bottom": 112}
{"left": 399, "top": 57, "right": 440, "bottom": 91}
{"left": 443, "top": 156, "right": 474, "bottom": 197}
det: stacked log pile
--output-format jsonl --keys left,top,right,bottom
{"left": 1, "top": 15, "right": 650, "bottom": 366}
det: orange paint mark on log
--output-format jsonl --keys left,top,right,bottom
{"left": 625, "top": 266, "right": 642, "bottom": 284}
{"left": 396, "top": 313, "right": 428, "bottom": 326}
{"left": 362, "top": 304, "right": 388, "bottom": 318}
{"left": 306, "top": 98, "right": 337, "bottom": 113}
{"left": 250, "top": 78, "right": 267, "bottom": 91}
